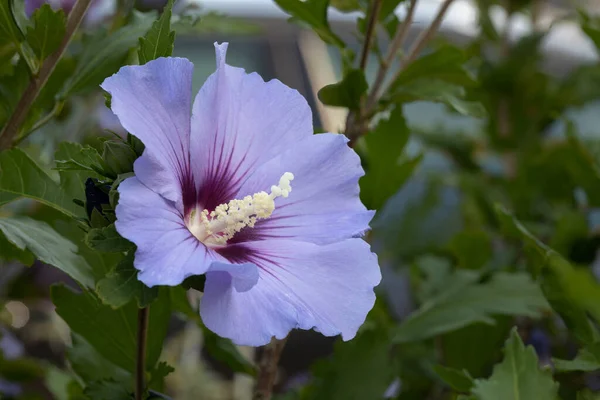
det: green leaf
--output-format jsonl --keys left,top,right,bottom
{"left": 0, "top": 230, "right": 35, "bottom": 265}
{"left": 102, "top": 140, "right": 137, "bottom": 177}
{"left": 553, "top": 344, "right": 600, "bottom": 373}
{"left": 148, "top": 361, "right": 174, "bottom": 390}
{"left": 360, "top": 107, "right": 421, "bottom": 209}
{"left": 25, "top": 4, "right": 66, "bottom": 62}
{"left": 0, "top": 355, "right": 45, "bottom": 382}
{"left": 85, "top": 379, "right": 131, "bottom": 400}
{"left": 392, "top": 47, "right": 475, "bottom": 88}
{"left": 0, "top": 148, "right": 84, "bottom": 218}
{"left": 442, "top": 319, "right": 513, "bottom": 378}
{"left": 54, "top": 142, "right": 106, "bottom": 177}
{"left": 61, "top": 13, "right": 153, "bottom": 96}
{"left": 471, "top": 328, "right": 559, "bottom": 400}
{"left": 433, "top": 365, "right": 474, "bottom": 392}
{"left": 52, "top": 285, "right": 170, "bottom": 372}
{"left": 330, "top": 0, "right": 360, "bottom": 12}
{"left": 96, "top": 252, "right": 158, "bottom": 308}
{"left": 67, "top": 334, "right": 130, "bottom": 384}
{"left": 496, "top": 206, "right": 600, "bottom": 337}
{"left": 85, "top": 224, "right": 133, "bottom": 253}
{"left": 0, "top": 216, "right": 94, "bottom": 287}
{"left": 308, "top": 329, "right": 394, "bottom": 400}
{"left": 449, "top": 231, "right": 492, "bottom": 270}
{"left": 0, "top": 0, "right": 24, "bottom": 46}
{"left": 274, "top": 0, "right": 345, "bottom": 47}
{"left": 392, "top": 272, "right": 549, "bottom": 343}
{"left": 317, "top": 69, "right": 367, "bottom": 110}
{"left": 138, "top": 0, "right": 175, "bottom": 64}
{"left": 170, "top": 287, "right": 255, "bottom": 375}
{"left": 389, "top": 80, "right": 486, "bottom": 118}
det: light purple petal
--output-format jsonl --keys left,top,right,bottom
{"left": 233, "top": 133, "right": 373, "bottom": 245}
{"left": 189, "top": 43, "right": 313, "bottom": 211}
{"left": 115, "top": 177, "right": 216, "bottom": 286}
{"left": 101, "top": 58, "right": 193, "bottom": 207}
{"left": 200, "top": 239, "right": 380, "bottom": 346}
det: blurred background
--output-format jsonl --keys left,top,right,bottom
{"left": 4, "top": 0, "right": 600, "bottom": 399}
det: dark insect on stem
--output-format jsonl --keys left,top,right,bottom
{"left": 84, "top": 177, "right": 111, "bottom": 219}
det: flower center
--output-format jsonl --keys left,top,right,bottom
{"left": 187, "top": 172, "right": 294, "bottom": 246}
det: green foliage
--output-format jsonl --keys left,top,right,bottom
{"left": 0, "top": 215, "right": 94, "bottom": 287}
{"left": 85, "top": 224, "right": 133, "bottom": 253}
{"left": 317, "top": 69, "right": 367, "bottom": 109}
{"left": 433, "top": 365, "right": 474, "bottom": 392}
{"left": 273, "top": 0, "right": 345, "bottom": 47}
{"left": 0, "top": 148, "right": 84, "bottom": 218}
{"left": 392, "top": 270, "right": 549, "bottom": 343}
{"left": 360, "top": 107, "right": 422, "bottom": 209}
{"left": 61, "top": 13, "right": 154, "bottom": 96}
{"left": 307, "top": 328, "right": 395, "bottom": 400}
{"left": 26, "top": 5, "right": 66, "bottom": 62}
{"left": 52, "top": 285, "right": 170, "bottom": 373}
{"left": 470, "top": 329, "right": 559, "bottom": 400}
{"left": 96, "top": 251, "right": 158, "bottom": 308}
{"left": 138, "top": 0, "right": 175, "bottom": 64}
{"left": 0, "top": 0, "right": 23, "bottom": 46}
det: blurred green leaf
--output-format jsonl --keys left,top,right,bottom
{"left": 0, "top": 59, "right": 30, "bottom": 125}
{"left": 148, "top": 361, "right": 174, "bottom": 391}
{"left": 0, "top": 148, "right": 84, "bottom": 218}
{"left": 373, "top": 178, "right": 463, "bottom": 259}
{"left": 85, "top": 224, "right": 133, "bottom": 253}
{"left": 67, "top": 334, "right": 130, "bottom": 384}
{"left": 389, "top": 79, "right": 486, "bottom": 117}
{"left": 318, "top": 69, "right": 367, "bottom": 109}
{"left": 0, "top": 355, "right": 45, "bottom": 382}
{"left": 496, "top": 206, "right": 600, "bottom": 336}
{"left": 579, "top": 10, "right": 600, "bottom": 51}
{"left": 61, "top": 12, "right": 153, "bottom": 96}
{"left": 85, "top": 379, "right": 131, "bottom": 400}
{"left": 360, "top": 107, "right": 421, "bottom": 209}
{"left": 308, "top": 329, "right": 395, "bottom": 400}
{"left": 274, "top": 0, "right": 345, "bottom": 47}
{"left": 138, "top": 0, "right": 175, "bottom": 64}
{"left": 471, "top": 328, "right": 559, "bottom": 400}
{"left": 25, "top": 4, "right": 65, "bottom": 62}
{"left": 433, "top": 365, "right": 474, "bottom": 392}
{"left": 392, "top": 272, "right": 549, "bottom": 343}
{"left": 449, "top": 230, "right": 492, "bottom": 270}
{"left": 52, "top": 285, "right": 170, "bottom": 372}
{"left": 330, "top": 0, "right": 360, "bottom": 12}
{"left": 553, "top": 344, "right": 600, "bottom": 373}
{"left": 442, "top": 318, "right": 513, "bottom": 378}
{"left": 0, "top": 0, "right": 24, "bottom": 46}
{"left": 0, "top": 230, "right": 35, "bottom": 264}
{"left": 392, "top": 47, "right": 475, "bottom": 88}
{"left": 96, "top": 252, "right": 158, "bottom": 309}
{"left": 0, "top": 216, "right": 94, "bottom": 287}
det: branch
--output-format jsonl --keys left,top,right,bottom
{"left": 367, "top": 0, "right": 418, "bottom": 108}
{"left": 135, "top": 307, "right": 150, "bottom": 400}
{"left": 253, "top": 337, "right": 288, "bottom": 400}
{"left": 344, "top": 0, "right": 383, "bottom": 142}
{"left": 397, "top": 0, "right": 454, "bottom": 67}
{"left": 0, "top": 0, "right": 92, "bottom": 150}
{"left": 359, "top": 0, "right": 383, "bottom": 70}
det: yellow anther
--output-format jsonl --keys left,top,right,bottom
{"left": 187, "top": 172, "right": 294, "bottom": 246}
